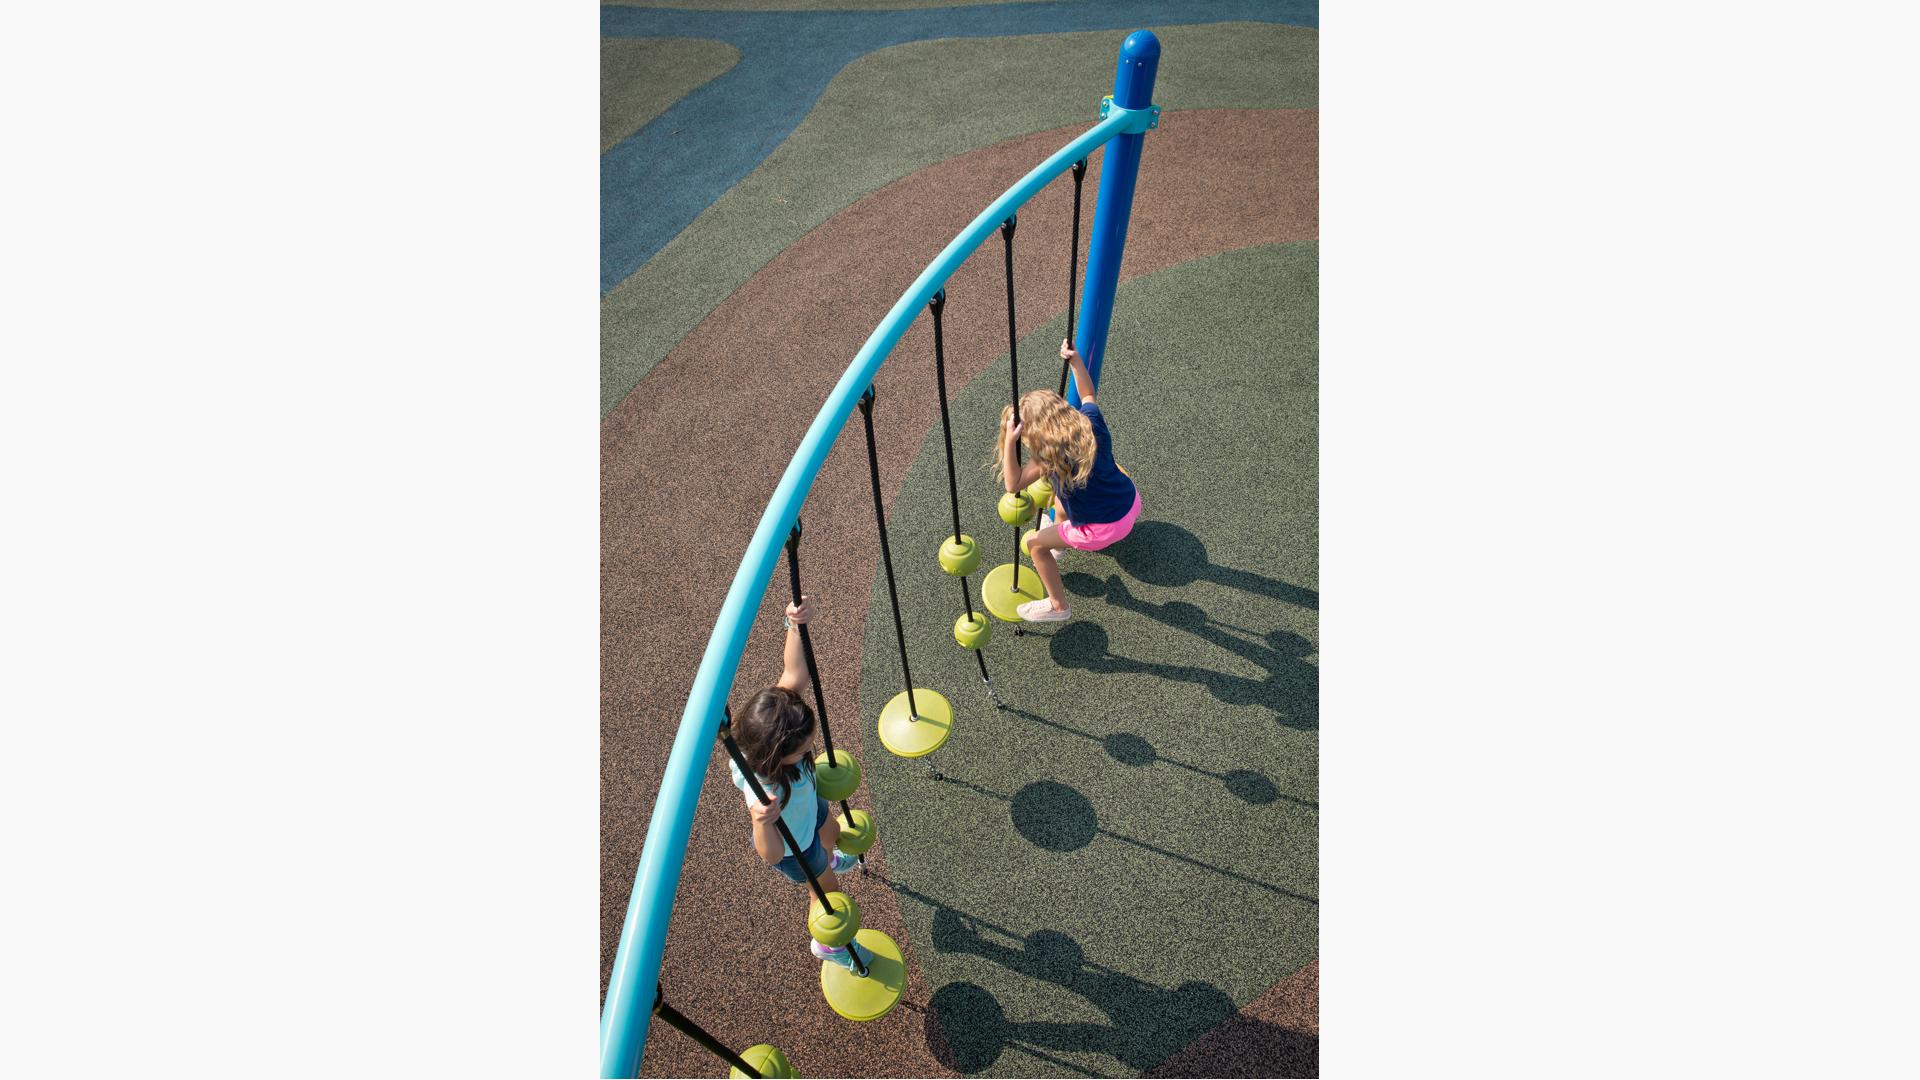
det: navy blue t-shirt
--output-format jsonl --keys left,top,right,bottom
{"left": 1054, "top": 402, "right": 1136, "bottom": 526}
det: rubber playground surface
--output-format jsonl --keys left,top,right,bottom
{"left": 602, "top": 4, "right": 1317, "bottom": 1076}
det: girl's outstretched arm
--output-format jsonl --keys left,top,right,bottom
{"left": 776, "top": 597, "right": 811, "bottom": 693}
{"left": 1060, "top": 339, "right": 1095, "bottom": 405}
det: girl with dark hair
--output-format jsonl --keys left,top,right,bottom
{"left": 727, "top": 595, "right": 869, "bottom": 972}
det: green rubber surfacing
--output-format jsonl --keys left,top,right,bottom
{"left": 860, "top": 243, "right": 1318, "bottom": 1076}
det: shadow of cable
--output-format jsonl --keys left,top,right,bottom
{"left": 1046, "top": 620, "right": 1318, "bottom": 732}
{"left": 940, "top": 775, "right": 1317, "bottom": 907}
{"left": 1002, "top": 705, "right": 1311, "bottom": 809}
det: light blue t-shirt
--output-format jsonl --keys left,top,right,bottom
{"left": 729, "top": 757, "right": 818, "bottom": 858}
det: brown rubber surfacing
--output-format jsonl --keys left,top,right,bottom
{"left": 604, "top": 108, "right": 1315, "bottom": 1077}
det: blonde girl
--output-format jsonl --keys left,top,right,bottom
{"left": 994, "top": 340, "right": 1143, "bottom": 622}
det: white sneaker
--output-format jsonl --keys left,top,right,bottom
{"left": 1017, "top": 599, "right": 1071, "bottom": 623}
{"left": 830, "top": 849, "right": 860, "bottom": 874}
{"left": 811, "top": 939, "right": 873, "bottom": 972}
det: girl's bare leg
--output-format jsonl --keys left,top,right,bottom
{"left": 1023, "top": 523, "right": 1072, "bottom": 611}
{"left": 813, "top": 817, "right": 843, "bottom": 895}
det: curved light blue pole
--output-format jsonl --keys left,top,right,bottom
{"left": 599, "top": 106, "right": 1137, "bottom": 1079}
{"left": 1069, "top": 30, "right": 1161, "bottom": 407}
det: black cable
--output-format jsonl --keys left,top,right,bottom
{"left": 929, "top": 290, "right": 964, "bottom": 548}
{"left": 653, "top": 985, "right": 763, "bottom": 1078}
{"left": 929, "top": 289, "right": 981, "bottom": 626}
{"left": 957, "top": 572, "right": 998, "bottom": 706}
{"left": 1001, "top": 215, "right": 1023, "bottom": 593}
{"left": 1060, "top": 158, "right": 1087, "bottom": 398}
{"left": 857, "top": 386, "right": 919, "bottom": 720}
{"left": 783, "top": 522, "right": 836, "bottom": 765}
{"left": 783, "top": 523, "right": 866, "bottom": 868}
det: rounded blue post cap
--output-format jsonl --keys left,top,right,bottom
{"left": 1114, "top": 29, "right": 1160, "bottom": 107}
{"left": 1121, "top": 30, "right": 1161, "bottom": 64}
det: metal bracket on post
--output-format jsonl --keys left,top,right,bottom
{"left": 1099, "top": 95, "right": 1161, "bottom": 132}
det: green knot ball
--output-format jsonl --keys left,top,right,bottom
{"left": 953, "top": 612, "right": 992, "bottom": 650}
{"left": 808, "top": 891, "right": 861, "bottom": 947}
{"left": 730, "top": 1045, "right": 798, "bottom": 1079}
{"left": 1024, "top": 477, "right": 1053, "bottom": 514}
{"left": 835, "top": 808, "right": 876, "bottom": 855}
{"left": 813, "top": 750, "right": 861, "bottom": 801}
{"left": 937, "top": 534, "right": 981, "bottom": 577}
{"left": 997, "top": 491, "right": 1035, "bottom": 526}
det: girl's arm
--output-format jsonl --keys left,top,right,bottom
{"left": 775, "top": 597, "right": 811, "bottom": 693}
{"left": 1000, "top": 415, "right": 1048, "bottom": 491}
{"left": 746, "top": 789, "right": 785, "bottom": 864}
{"left": 1060, "top": 339, "right": 1096, "bottom": 405}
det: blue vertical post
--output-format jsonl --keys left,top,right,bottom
{"left": 1068, "top": 30, "right": 1160, "bottom": 407}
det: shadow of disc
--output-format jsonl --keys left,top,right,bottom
{"left": 1010, "top": 780, "right": 1097, "bottom": 852}
{"left": 927, "top": 981, "right": 1007, "bottom": 1074}
{"left": 1103, "top": 731, "right": 1157, "bottom": 767}
{"left": 1024, "top": 928, "right": 1085, "bottom": 985}
{"left": 1222, "top": 769, "right": 1279, "bottom": 804}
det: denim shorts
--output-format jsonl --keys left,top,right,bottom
{"left": 771, "top": 796, "right": 832, "bottom": 883}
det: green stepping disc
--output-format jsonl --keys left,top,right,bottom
{"left": 819, "top": 928, "right": 905, "bottom": 1023}
{"left": 729, "top": 1044, "right": 797, "bottom": 1079}
{"left": 937, "top": 534, "right": 981, "bottom": 577}
{"left": 980, "top": 562, "right": 1047, "bottom": 622}
{"left": 835, "top": 808, "right": 875, "bottom": 856}
{"left": 953, "top": 611, "right": 991, "bottom": 650}
{"left": 876, "top": 689, "right": 952, "bottom": 758}
{"left": 812, "top": 749, "right": 860, "bottom": 801}
{"left": 807, "top": 891, "right": 860, "bottom": 948}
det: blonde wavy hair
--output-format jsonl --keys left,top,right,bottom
{"left": 992, "top": 389, "right": 1095, "bottom": 493}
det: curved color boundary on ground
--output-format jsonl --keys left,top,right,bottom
{"left": 601, "top": 20, "right": 1318, "bottom": 416}
{"left": 1150, "top": 961, "right": 1318, "bottom": 1077}
{"left": 602, "top": 107, "right": 1314, "bottom": 1077}
{"left": 598, "top": 0, "right": 1317, "bottom": 294}
{"left": 861, "top": 240, "right": 1317, "bottom": 1077}
{"left": 601, "top": 37, "right": 741, "bottom": 154}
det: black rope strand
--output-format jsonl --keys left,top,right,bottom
{"left": 783, "top": 522, "right": 836, "bottom": 765}
{"left": 783, "top": 523, "right": 866, "bottom": 868}
{"left": 653, "top": 986, "right": 763, "bottom": 1078}
{"left": 1060, "top": 158, "right": 1087, "bottom": 398}
{"left": 858, "top": 386, "right": 919, "bottom": 719}
{"left": 1001, "top": 215, "right": 1023, "bottom": 593}
{"left": 930, "top": 289, "right": 983, "bottom": 627}
{"left": 930, "top": 290, "right": 964, "bottom": 550}
{"left": 959, "top": 574, "right": 1001, "bottom": 707}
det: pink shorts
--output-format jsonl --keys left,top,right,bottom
{"left": 1054, "top": 490, "right": 1142, "bottom": 552}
